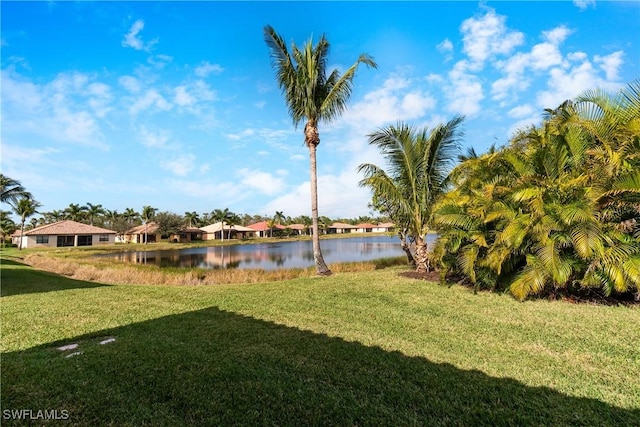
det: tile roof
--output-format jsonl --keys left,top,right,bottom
{"left": 126, "top": 222, "right": 160, "bottom": 234}
{"left": 286, "top": 224, "right": 306, "bottom": 230}
{"left": 329, "top": 222, "right": 357, "bottom": 229}
{"left": 247, "top": 221, "right": 287, "bottom": 231}
{"left": 376, "top": 222, "right": 395, "bottom": 228}
{"left": 17, "top": 220, "right": 116, "bottom": 236}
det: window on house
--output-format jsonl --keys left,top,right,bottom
{"left": 77, "top": 235, "right": 93, "bottom": 246}
{"left": 99, "top": 235, "right": 109, "bottom": 242}
{"left": 36, "top": 236, "right": 49, "bottom": 244}
{"left": 57, "top": 236, "right": 74, "bottom": 247}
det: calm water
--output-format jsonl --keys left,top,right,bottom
{"left": 100, "top": 235, "right": 435, "bottom": 270}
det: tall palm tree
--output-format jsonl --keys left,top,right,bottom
{"left": 359, "top": 117, "right": 464, "bottom": 273}
{"left": 104, "top": 209, "right": 119, "bottom": 229}
{"left": 13, "top": 197, "right": 41, "bottom": 250}
{"left": 64, "top": 203, "right": 86, "bottom": 222}
{"left": 84, "top": 202, "right": 105, "bottom": 226}
{"left": 123, "top": 208, "right": 139, "bottom": 227}
{"left": 141, "top": 205, "right": 158, "bottom": 244}
{"left": 264, "top": 25, "right": 377, "bottom": 276}
{"left": 0, "top": 174, "right": 31, "bottom": 205}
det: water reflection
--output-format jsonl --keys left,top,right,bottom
{"left": 100, "top": 236, "right": 432, "bottom": 270}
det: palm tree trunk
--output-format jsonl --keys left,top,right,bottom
{"left": 414, "top": 236, "right": 429, "bottom": 274}
{"left": 399, "top": 228, "right": 416, "bottom": 267}
{"left": 19, "top": 220, "right": 25, "bottom": 250}
{"left": 308, "top": 142, "right": 332, "bottom": 275}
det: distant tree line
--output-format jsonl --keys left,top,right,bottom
{"left": 0, "top": 183, "right": 391, "bottom": 245}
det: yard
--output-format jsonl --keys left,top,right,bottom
{"left": 1, "top": 251, "right": 639, "bottom": 425}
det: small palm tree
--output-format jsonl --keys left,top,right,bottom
{"left": 0, "top": 210, "right": 16, "bottom": 246}
{"left": 212, "top": 208, "right": 232, "bottom": 242}
{"left": 141, "top": 205, "right": 158, "bottom": 244}
{"left": 274, "top": 211, "right": 285, "bottom": 226}
{"left": 13, "top": 197, "right": 41, "bottom": 250}
{"left": 359, "top": 117, "right": 464, "bottom": 274}
{"left": 264, "top": 25, "right": 377, "bottom": 276}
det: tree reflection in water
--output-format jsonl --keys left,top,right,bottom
{"left": 100, "top": 236, "right": 430, "bottom": 270}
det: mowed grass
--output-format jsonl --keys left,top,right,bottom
{"left": 1, "top": 253, "right": 639, "bottom": 426}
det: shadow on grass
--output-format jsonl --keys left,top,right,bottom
{"left": 0, "top": 258, "right": 108, "bottom": 297}
{"left": 2, "top": 307, "right": 638, "bottom": 426}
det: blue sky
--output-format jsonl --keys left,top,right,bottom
{"left": 2, "top": 1, "right": 639, "bottom": 220}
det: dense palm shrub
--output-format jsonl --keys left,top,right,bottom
{"left": 433, "top": 81, "right": 640, "bottom": 300}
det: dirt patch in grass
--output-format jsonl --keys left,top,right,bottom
{"left": 398, "top": 269, "right": 441, "bottom": 282}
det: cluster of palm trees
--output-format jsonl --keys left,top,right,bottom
{"left": 429, "top": 82, "right": 639, "bottom": 300}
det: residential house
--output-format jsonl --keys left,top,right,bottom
{"left": 174, "top": 227, "right": 204, "bottom": 243}
{"left": 200, "top": 222, "right": 256, "bottom": 240}
{"left": 372, "top": 222, "right": 395, "bottom": 233}
{"left": 122, "top": 222, "right": 161, "bottom": 243}
{"left": 123, "top": 222, "right": 203, "bottom": 243}
{"left": 285, "top": 223, "right": 309, "bottom": 235}
{"left": 328, "top": 222, "right": 357, "bottom": 234}
{"left": 354, "top": 223, "right": 377, "bottom": 233}
{"left": 11, "top": 220, "right": 116, "bottom": 248}
{"left": 247, "top": 221, "right": 287, "bottom": 238}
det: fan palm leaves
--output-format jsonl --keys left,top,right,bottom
{"left": 264, "top": 25, "right": 376, "bottom": 276}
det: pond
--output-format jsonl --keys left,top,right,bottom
{"left": 100, "top": 235, "right": 437, "bottom": 270}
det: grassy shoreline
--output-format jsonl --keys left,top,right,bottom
{"left": 1, "top": 251, "right": 639, "bottom": 425}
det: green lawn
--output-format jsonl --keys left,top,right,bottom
{"left": 1, "top": 253, "right": 639, "bottom": 425}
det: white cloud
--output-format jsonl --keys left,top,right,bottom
{"left": 460, "top": 8, "right": 524, "bottom": 69}
{"left": 508, "top": 104, "right": 536, "bottom": 119}
{"left": 0, "top": 143, "right": 59, "bottom": 163}
{"left": 226, "top": 128, "right": 255, "bottom": 141}
{"left": 138, "top": 126, "right": 171, "bottom": 148}
{"left": 118, "top": 75, "right": 142, "bottom": 93}
{"left": 445, "top": 61, "right": 484, "bottom": 116}
{"left": 542, "top": 26, "right": 572, "bottom": 45}
{"left": 573, "top": 0, "right": 596, "bottom": 10}
{"left": 1, "top": 69, "right": 108, "bottom": 149}
{"left": 194, "top": 61, "right": 224, "bottom": 77}
{"left": 237, "top": 168, "right": 285, "bottom": 195}
{"left": 262, "top": 169, "right": 373, "bottom": 218}
{"left": 595, "top": 51, "right": 624, "bottom": 81}
{"left": 536, "top": 59, "right": 622, "bottom": 109}
{"left": 160, "top": 154, "right": 196, "bottom": 176}
{"left": 491, "top": 25, "right": 571, "bottom": 101}
{"left": 122, "top": 19, "right": 157, "bottom": 52}
{"left": 437, "top": 38, "right": 453, "bottom": 54}
{"left": 129, "top": 89, "right": 172, "bottom": 115}
{"left": 174, "top": 86, "right": 196, "bottom": 107}
{"left": 342, "top": 74, "right": 436, "bottom": 131}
